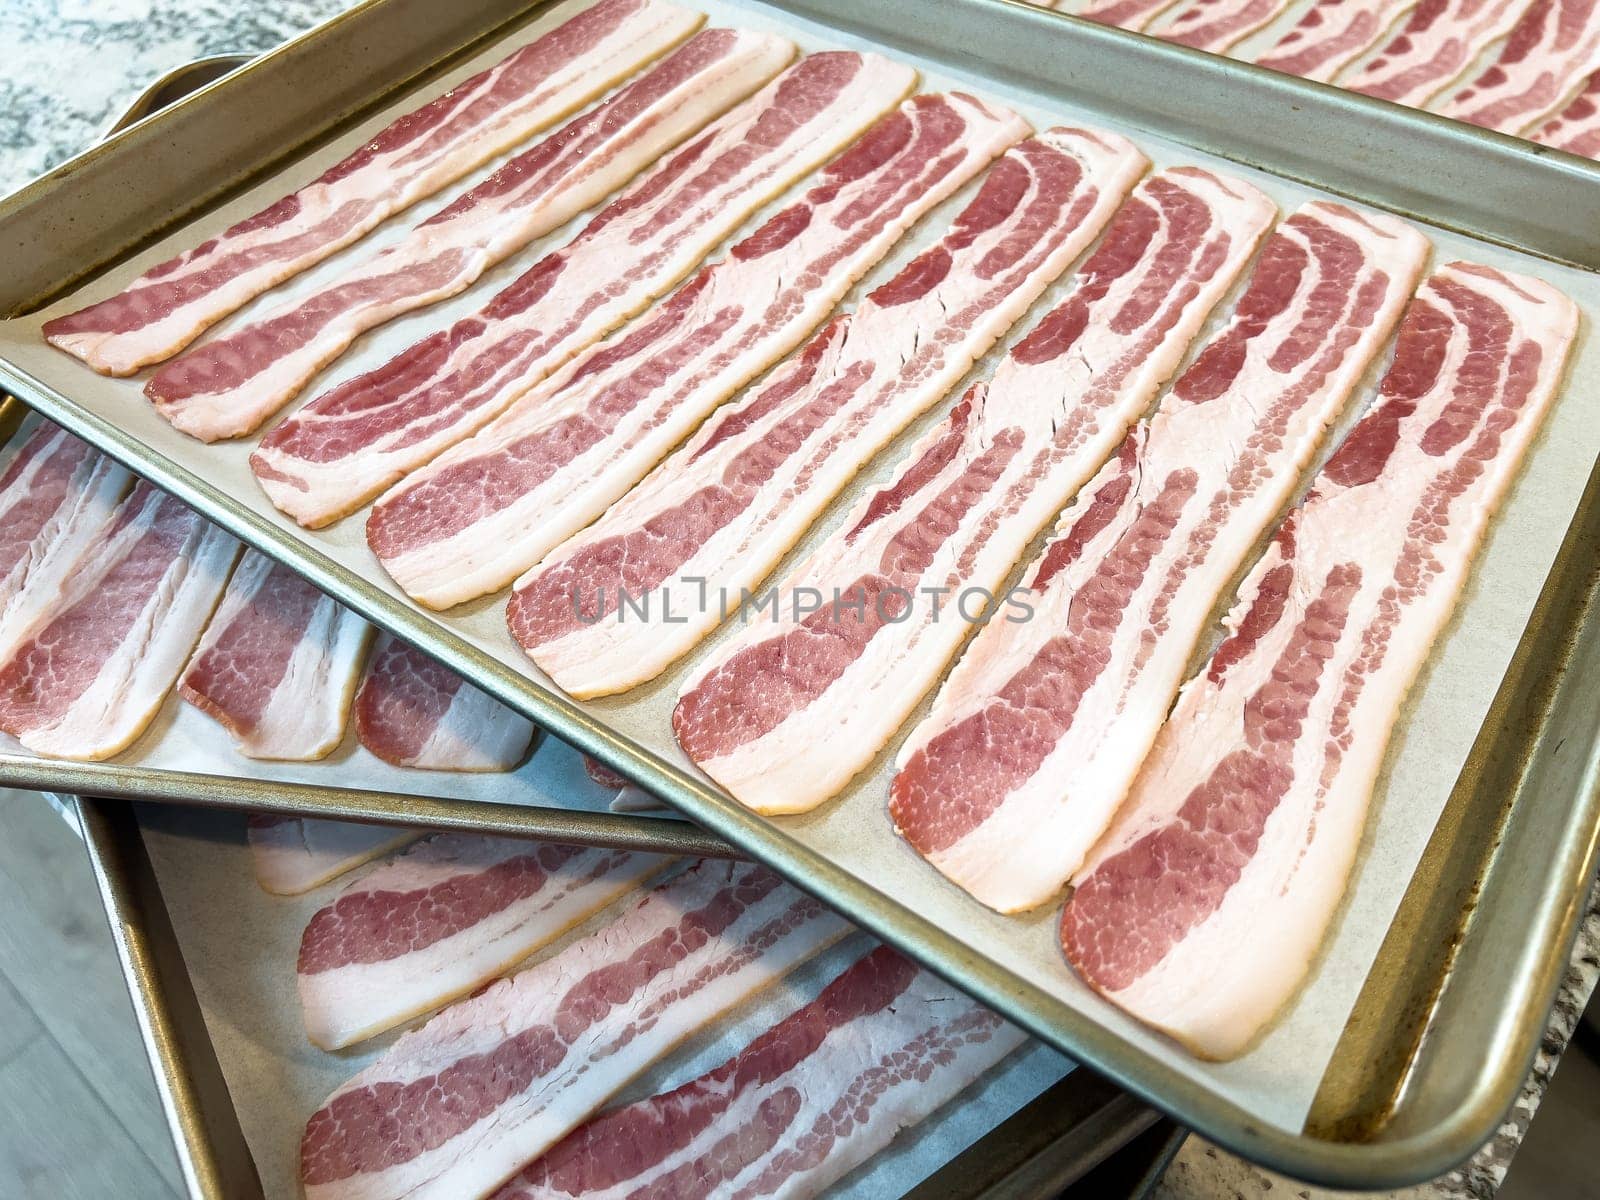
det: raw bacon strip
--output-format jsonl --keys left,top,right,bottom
{"left": 581, "top": 754, "right": 662, "bottom": 811}
{"left": 299, "top": 833, "right": 668, "bottom": 1049}
{"left": 514, "top": 129, "right": 1148, "bottom": 696}
{"left": 891, "top": 205, "right": 1428, "bottom": 914}
{"left": 1439, "top": 0, "right": 1600, "bottom": 132}
{"left": 1076, "top": 0, "right": 1188, "bottom": 33}
{"left": 1063, "top": 263, "right": 1577, "bottom": 1060}
{"left": 1531, "top": 70, "right": 1600, "bottom": 151}
{"left": 0, "top": 423, "right": 131, "bottom": 660}
{"left": 1162, "top": 0, "right": 1297, "bottom": 51}
{"left": 0, "top": 482, "right": 239, "bottom": 760}
{"left": 147, "top": 30, "right": 793, "bottom": 442}
{"left": 491, "top": 946, "right": 1027, "bottom": 1200}
{"left": 251, "top": 53, "right": 917, "bottom": 529}
{"left": 300, "top": 859, "right": 850, "bottom": 1200}
{"left": 1342, "top": 0, "right": 1538, "bottom": 106}
{"left": 355, "top": 632, "right": 535, "bottom": 771}
{"left": 180, "top": 550, "right": 370, "bottom": 759}
{"left": 673, "top": 171, "right": 1278, "bottom": 817}
{"left": 41, "top": 0, "right": 702, "bottom": 376}
{"left": 1256, "top": 0, "right": 1417, "bottom": 81}
{"left": 248, "top": 816, "right": 418, "bottom": 896}
{"left": 371, "top": 94, "right": 1030, "bottom": 610}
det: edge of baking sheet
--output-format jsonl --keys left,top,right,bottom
{"left": 71, "top": 795, "right": 1165, "bottom": 1200}
{"left": 3, "top": 0, "right": 1599, "bottom": 1186}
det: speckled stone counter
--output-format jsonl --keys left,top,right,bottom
{"left": 6, "top": 3, "right": 1597, "bottom": 1197}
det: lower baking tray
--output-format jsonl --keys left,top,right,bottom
{"left": 71, "top": 793, "right": 1176, "bottom": 1200}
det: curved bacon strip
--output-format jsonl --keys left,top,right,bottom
{"left": 300, "top": 860, "right": 850, "bottom": 1200}
{"left": 490, "top": 947, "right": 1026, "bottom": 1200}
{"left": 147, "top": 29, "right": 793, "bottom": 442}
{"left": 1062, "top": 263, "right": 1577, "bottom": 1061}
{"left": 512, "top": 127, "right": 1146, "bottom": 697}
{"left": 1162, "top": 0, "right": 1296, "bottom": 52}
{"left": 1342, "top": 0, "right": 1538, "bottom": 106}
{"left": 891, "top": 203, "right": 1426, "bottom": 913}
{"left": 42, "top": 0, "right": 701, "bottom": 375}
{"left": 673, "top": 177, "right": 1287, "bottom": 818}
{"left": 0, "top": 422, "right": 130, "bottom": 661}
{"left": 180, "top": 550, "right": 370, "bottom": 760}
{"left": 369, "top": 91, "right": 1028, "bottom": 609}
{"left": 1531, "top": 70, "right": 1600, "bottom": 152}
{"left": 1255, "top": 0, "right": 1417, "bottom": 81}
{"left": 1438, "top": 0, "right": 1600, "bottom": 134}
{"left": 298, "top": 833, "right": 667, "bottom": 1049}
{"left": 251, "top": 51, "right": 916, "bottom": 527}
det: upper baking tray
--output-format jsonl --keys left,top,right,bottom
{"left": 2, "top": 0, "right": 1599, "bottom": 1188}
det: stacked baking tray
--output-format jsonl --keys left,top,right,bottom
{"left": 2, "top": 0, "right": 1599, "bottom": 1192}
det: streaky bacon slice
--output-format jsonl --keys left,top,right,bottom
{"left": 513, "top": 128, "right": 1148, "bottom": 696}
{"left": 1062, "top": 262, "right": 1577, "bottom": 1060}
{"left": 146, "top": 30, "right": 793, "bottom": 443}
{"left": 250, "top": 52, "right": 918, "bottom": 529}
{"left": 40, "top": 0, "right": 702, "bottom": 376}
{"left": 0, "top": 422, "right": 131, "bottom": 660}
{"left": 1342, "top": 0, "right": 1538, "bottom": 106}
{"left": 673, "top": 170, "right": 1277, "bottom": 817}
{"left": 580, "top": 754, "right": 663, "bottom": 812}
{"left": 180, "top": 549, "right": 369, "bottom": 759}
{"left": 298, "top": 833, "right": 668, "bottom": 1049}
{"left": 355, "top": 632, "right": 535, "bottom": 771}
{"left": 891, "top": 203, "right": 1429, "bottom": 913}
{"left": 1531, "top": 70, "right": 1600, "bottom": 152}
{"left": 1441, "top": 0, "right": 1600, "bottom": 132}
{"left": 1255, "top": 0, "right": 1417, "bottom": 81}
{"left": 299, "top": 859, "right": 851, "bottom": 1200}
{"left": 489, "top": 945, "right": 1028, "bottom": 1200}
{"left": 1161, "top": 0, "right": 1297, "bottom": 50}
{"left": 371, "top": 92, "right": 1032, "bottom": 609}
{"left": 1076, "top": 0, "right": 1189, "bottom": 33}
{"left": 0, "top": 482, "right": 239, "bottom": 760}
{"left": 248, "top": 815, "right": 418, "bottom": 896}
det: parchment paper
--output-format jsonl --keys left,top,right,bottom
{"left": 4, "top": 0, "right": 1597, "bottom": 1137}
{"left": 138, "top": 807, "right": 1074, "bottom": 1200}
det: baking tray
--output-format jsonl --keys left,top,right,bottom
{"left": 0, "top": 398, "right": 730, "bottom": 859}
{"left": 70, "top": 793, "right": 1175, "bottom": 1200}
{"left": 1, "top": 0, "right": 1597, "bottom": 1187}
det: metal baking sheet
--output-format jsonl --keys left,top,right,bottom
{"left": 74, "top": 795, "right": 1166, "bottom": 1200}
{"left": 2, "top": 0, "right": 1598, "bottom": 1186}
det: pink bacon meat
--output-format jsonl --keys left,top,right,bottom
{"left": 180, "top": 549, "right": 369, "bottom": 759}
{"left": 248, "top": 815, "right": 418, "bottom": 896}
{"left": 299, "top": 833, "right": 667, "bottom": 1049}
{"left": 41, "top": 0, "right": 701, "bottom": 376}
{"left": 250, "top": 51, "right": 917, "bottom": 528}
{"left": 1531, "top": 70, "right": 1600, "bottom": 152}
{"left": 1343, "top": 0, "right": 1539, "bottom": 106}
{"left": 1255, "top": 0, "right": 1418, "bottom": 82}
{"left": 147, "top": 30, "right": 793, "bottom": 442}
{"left": 0, "top": 482, "right": 238, "bottom": 760}
{"left": 355, "top": 632, "right": 535, "bottom": 771}
{"left": 1076, "top": 0, "right": 1189, "bottom": 33}
{"left": 673, "top": 169, "right": 1276, "bottom": 817}
{"left": 300, "top": 859, "right": 851, "bottom": 1200}
{"left": 891, "top": 203, "right": 1428, "bottom": 914}
{"left": 1063, "top": 263, "right": 1577, "bottom": 1060}
{"left": 490, "top": 946, "right": 1027, "bottom": 1200}
{"left": 513, "top": 128, "right": 1148, "bottom": 696}
{"left": 0, "top": 422, "right": 130, "bottom": 660}
{"left": 370, "top": 91, "right": 1030, "bottom": 609}
{"left": 1161, "top": 0, "right": 1296, "bottom": 51}
{"left": 1439, "top": 0, "right": 1600, "bottom": 133}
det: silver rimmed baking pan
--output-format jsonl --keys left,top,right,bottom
{"left": 1, "top": 0, "right": 1597, "bottom": 1187}
{"left": 71, "top": 794, "right": 1176, "bottom": 1200}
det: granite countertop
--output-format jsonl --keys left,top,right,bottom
{"left": 5, "top": 2, "right": 1597, "bottom": 1198}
